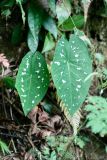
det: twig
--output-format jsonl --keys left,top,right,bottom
{"left": 4, "top": 95, "right": 23, "bottom": 116}
{"left": 2, "top": 87, "right": 8, "bottom": 118}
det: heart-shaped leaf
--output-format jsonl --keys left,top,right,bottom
{"left": 51, "top": 35, "right": 92, "bottom": 115}
{"left": 15, "top": 52, "right": 49, "bottom": 115}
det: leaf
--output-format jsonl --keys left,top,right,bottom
{"left": 85, "top": 96, "right": 107, "bottom": 136}
{"left": 3, "top": 77, "right": 15, "bottom": 89}
{"left": 48, "top": 0, "right": 56, "bottom": 15}
{"left": 50, "top": 151, "right": 57, "bottom": 160}
{"left": 74, "top": 29, "right": 91, "bottom": 46}
{"left": 105, "top": 146, "right": 107, "bottom": 153}
{"left": 59, "top": 100, "right": 81, "bottom": 135}
{"left": 0, "top": 53, "right": 9, "bottom": 68}
{"left": 56, "top": 0, "right": 71, "bottom": 25}
{"left": 11, "top": 24, "right": 22, "bottom": 45}
{"left": 51, "top": 35, "right": 92, "bottom": 115}
{"left": 27, "top": 30, "right": 39, "bottom": 53}
{"left": 28, "top": 4, "right": 42, "bottom": 38}
{"left": 59, "top": 15, "right": 84, "bottom": 31}
{"left": 43, "top": 16, "right": 57, "bottom": 39}
{"left": 74, "top": 136, "right": 86, "bottom": 149}
{"left": 42, "top": 33, "right": 55, "bottom": 53}
{"left": 0, "top": 140, "right": 11, "bottom": 155}
{"left": 28, "top": 4, "right": 42, "bottom": 51}
{"left": 15, "top": 51, "right": 49, "bottom": 116}
{"left": 82, "top": 0, "right": 92, "bottom": 22}
{"left": 1, "top": 9, "right": 11, "bottom": 18}
{"left": 0, "top": 0, "right": 15, "bottom": 7}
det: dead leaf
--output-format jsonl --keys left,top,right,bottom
{"left": 24, "top": 152, "right": 35, "bottom": 160}
{"left": 0, "top": 53, "right": 9, "bottom": 68}
{"left": 82, "top": 0, "right": 93, "bottom": 22}
{"left": 28, "top": 106, "right": 38, "bottom": 123}
{"left": 38, "top": 109, "right": 49, "bottom": 123}
{"left": 28, "top": 107, "right": 63, "bottom": 137}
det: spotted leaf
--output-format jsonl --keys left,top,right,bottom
{"left": 28, "top": 3, "right": 42, "bottom": 52}
{"left": 15, "top": 52, "right": 49, "bottom": 116}
{"left": 51, "top": 35, "right": 92, "bottom": 115}
{"left": 27, "top": 30, "right": 38, "bottom": 53}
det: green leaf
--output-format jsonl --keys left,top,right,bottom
{"left": 74, "top": 136, "right": 86, "bottom": 149}
{"left": 85, "top": 96, "right": 107, "bottom": 136}
{"left": 43, "top": 16, "right": 57, "bottom": 39}
{"left": 28, "top": 4, "right": 42, "bottom": 51}
{"left": 15, "top": 51, "right": 49, "bottom": 115}
{"left": 105, "top": 146, "right": 107, "bottom": 153}
{"left": 42, "top": 33, "right": 55, "bottom": 53}
{"left": 74, "top": 29, "right": 91, "bottom": 46}
{"left": 50, "top": 151, "right": 57, "bottom": 160}
{"left": 27, "top": 30, "right": 39, "bottom": 53}
{"left": 0, "top": 0, "right": 15, "bottom": 7}
{"left": 48, "top": 0, "right": 56, "bottom": 15}
{"left": 1, "top": 9, "right": 11, "bottom": 18}
{"left": 11, "top": 24, "right": 22, "bottom": 45}
{"left": 28, "top": 4, "right": 42, "bottom": 38}
{"left": 59, "top": 15, "right": 84, "bottom": 31}
{"left": 56, "top": 0, "right": 71, "bottom": 25}
{"left": 0, "top": 140, "right": 11, "bottom": 155}
{"left": 3, "top": 77, "right": 15, "bottom": 89}
{"left": 51, "top": 35, "right": 92, "bottom": 115}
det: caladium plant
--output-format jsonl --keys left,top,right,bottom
{"left": 16, "top": 34, "right": 92, "bottom": 116}
{"left": 15, "top": 0, "right": 92, "bottom": 117}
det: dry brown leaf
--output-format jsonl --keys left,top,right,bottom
{"left": 28, "top": 106, "right": 49, "bottom": 123}
{"left": 28, "top": 107, "right": 63, "bottom": 137}
{"left": 12, "top": 158, "right": 20, "bottom": 160}
{"left": 38, "top": 109, "right": 49, "bottom": 123}
{"left": 0, "top": 53, "right": 9, "bottom": 68}
{"left": 28, "top": 106, "right": 38, "bottom": 123}
{"left": 24, "top": 152, "right": 35, "bottom": 160}
{"left": 82, "top": 0, "right": 92, "bottom": 22}
{"left": 41, "top": 130, "right": 52, "bottom": 137}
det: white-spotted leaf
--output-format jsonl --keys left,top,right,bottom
{"left": 27, "top": 30, "right": 39, "bottom": 53}
{"left": 15, "top": 52, "right": 49, "bottom": 115}
{"left": 51, "top": 35, "right": 92, "bottom": 115}
{"left": 28, "top": 4, "right": 42, "bottom": 52}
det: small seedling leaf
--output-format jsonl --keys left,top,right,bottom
{"left": 42, "top": 33, "right": 55, "bottom": 53}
